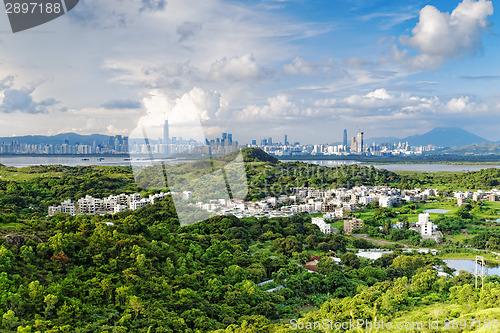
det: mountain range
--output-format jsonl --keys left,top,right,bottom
{"left": 367, "top": 127, "right": 491, "bottom": 148}
{"left": 0, "top": 133, "right": 115, "bottom": 146}
{"left": 0, "top": 127, "right": 496, "bottom": 150}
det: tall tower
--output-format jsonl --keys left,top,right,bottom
{"left": 284, "top": 135, "right": 288, "bottom": 146}
{"left": 350, "top": 137, "right": 357, "bottom": 152}
{"left": 163, "top": 120, "right": 169, "bottom": 144}
{"left": 343, "top": 129, "right": 347, "bottom": 151}
{"left": 357, "top": 130, "right": 364, "bottom": 153}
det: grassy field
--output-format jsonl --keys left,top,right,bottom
{"left": 0, "top": 166, "right": 64, "bottom": 182}
{"left": 438, "top": 251, "right": 500, "bottom": 262}
{"left": 390, "top": 303, "right": 500, "bottom": 333}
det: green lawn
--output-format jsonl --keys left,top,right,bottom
{"left": 0, "top": 168, "right": 63, "bottom": 182}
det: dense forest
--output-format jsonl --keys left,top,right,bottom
{"left": 2, "top": 194, "right": 490, "bottom": 332}
{"left": 2, "top": 149, "right": 500, "bottom": 332}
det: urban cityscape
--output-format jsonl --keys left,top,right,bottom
{"left": 0, "top": 123, "right": 437, "bottom": 157}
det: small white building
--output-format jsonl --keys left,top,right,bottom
{"left": 417, "top": 213, "right": 435, "bottom": 236}
{"left": 312, "top": 217, "right": 333, "bottom": 234}
{"left": 379, "top": 196, "right": 398, "bottom": 208}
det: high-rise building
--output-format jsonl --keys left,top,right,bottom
{"left": 284, "top": 135, "right": 288, "bottom": 146}
{"left": 252, "top": 140, "right": 257, "bottom": 145}
{"left": 343, "top": 129, "right": 347, "bottom": 150}
{"left": 163, "top": 120, "right": 169, "bottom": 144}
{"left": 268, "top": 137, "right": 272, "bottom": 146}
{"left": 228, "top": 133, "right": 233, "bottom": 145}
{"left": 350, "top": 137, "right": 357, "bottom": 153}
{"left": 123, "top": 137, "right": 129, "bottom": 152}
{"left": 356, "top": 130, "right": 363, "bottom": 153}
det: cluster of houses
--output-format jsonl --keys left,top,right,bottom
{"left": 48, "top": 192, "right": 170, "bottom": 216}
{"left": 454, "top": 189, "right": 500, "bottom": 206}
{"left": 48, "top": 184, "right": 443, "bottom": 240}
{"left": 199, "top": 186, "right": 439, "bottom": 220}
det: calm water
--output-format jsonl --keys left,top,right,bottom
{"left": 0, "top": 156, "right": 192, "bottom": 167}
{"left": 444, "top": 259, "right": 500, "bottom": 276}
{"left": 424, "top": 209, "right": 451, "bottom": 214}
{"left": 281, "top": 159, "right": 500, "bottom": 172}
{"left": 2, "top": 156, "right": 500, "bottom": 172}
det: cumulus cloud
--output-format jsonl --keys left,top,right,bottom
{"left": 0, "top": 80, "right": 59, "bottom": 114}
{"left": 237, "top": 94, "right": 304, "bottom": 121}
{"left": 309, "top": 88, "right": 491, "bottom": 121}
{"left": 209, "top": 54, "right": 265, "bottom": 81}
{"left": 131, "top": 87, "right": 222, "bottom": 141}
{"left": 283, "top": 57, "right": 314, "bottom": 75}
{"left": 395, "top": 0, "right": 493, "bottom": 70}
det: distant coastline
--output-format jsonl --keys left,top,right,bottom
{"left": 278, "top": 154, "right": 500, "bottom": 165}
{"left": 0, "top": 153, "right": 130, "bottom": 157}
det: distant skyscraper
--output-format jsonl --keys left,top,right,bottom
{"left": 163, "top": 120, "right": 169, "bottom": 144}
{"left": 228, "top": 133, "right": 233, "bottom": 145}
{"left": 350, "top": 137, "right": 357, "bottom": 153}
{"left": 284, "top": 135, "right": 288, "bottom": 146}
{"left": 356, "top": 130, "right": 364, "bottom": 153}
{"left": 268, "top": 137, "right": 272, "bottom": 146}
{"left": 343, "top": 129, "right": 347, "bottom": 150}
{"left": 252, "top": 140, "right": 257, "bottom": 145}
{"left": 123, "top": 137, "right": 129, "bottom": 152}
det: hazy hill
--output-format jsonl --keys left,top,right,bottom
{"left": 0, "top": 133, "right": 113, "bottom": 146}
{"left": 401, "top": 127, "right": 489, "bottom": 147}
{"left": 436, "top": 143, "right": 500, "bottom": 155}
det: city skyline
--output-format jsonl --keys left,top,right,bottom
{"left": 0, "top": 0, "right": 498, "bottom": 143}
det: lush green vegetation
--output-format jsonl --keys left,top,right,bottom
{"left": 3, "top": 149, "right": 500, "bottom": 332}
{"left": 0, "top": 195, "right": 434, "bottom": 332}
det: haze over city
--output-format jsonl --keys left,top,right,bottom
{"left": 0, "top": 0, "right": 498, "bottom": 144}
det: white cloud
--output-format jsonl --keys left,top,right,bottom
{"left": 283, "top": 57, "right": 313, "bottom": 75}
{"left": 132, "top": 87, "right": 222, "bottom": 141}
{"left": 395, "top": 0, "right": 493, "bottom": 70}
{"left": 236, "top": 94, "right": 304, "bottom": 121}
{"left": 209, "top": 54, "right": 265, "bottom": 81}
{"left": 366, "top": 88, "right": 392, "bottom": 100}
{"left": 0, "top": 77, "right": 59, "bottom": 114}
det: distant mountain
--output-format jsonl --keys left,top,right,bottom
{"left": 402, "top": 127, "right": 489, "bottom": 147}
{"left": 0, "top": 133, "right": 115, "bottom": 146}
{"left": 435, "top": 143, "right": 500, "bottom": 155}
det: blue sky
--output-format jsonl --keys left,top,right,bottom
{"left": 0, "top": 0, "right": 498, "bottom": 144}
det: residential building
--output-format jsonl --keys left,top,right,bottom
{"left": 344, "top": 218, "right": 363, "bottom": 234}
{"left": 312, "top": 217, "right": 333, "bottom": 234}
